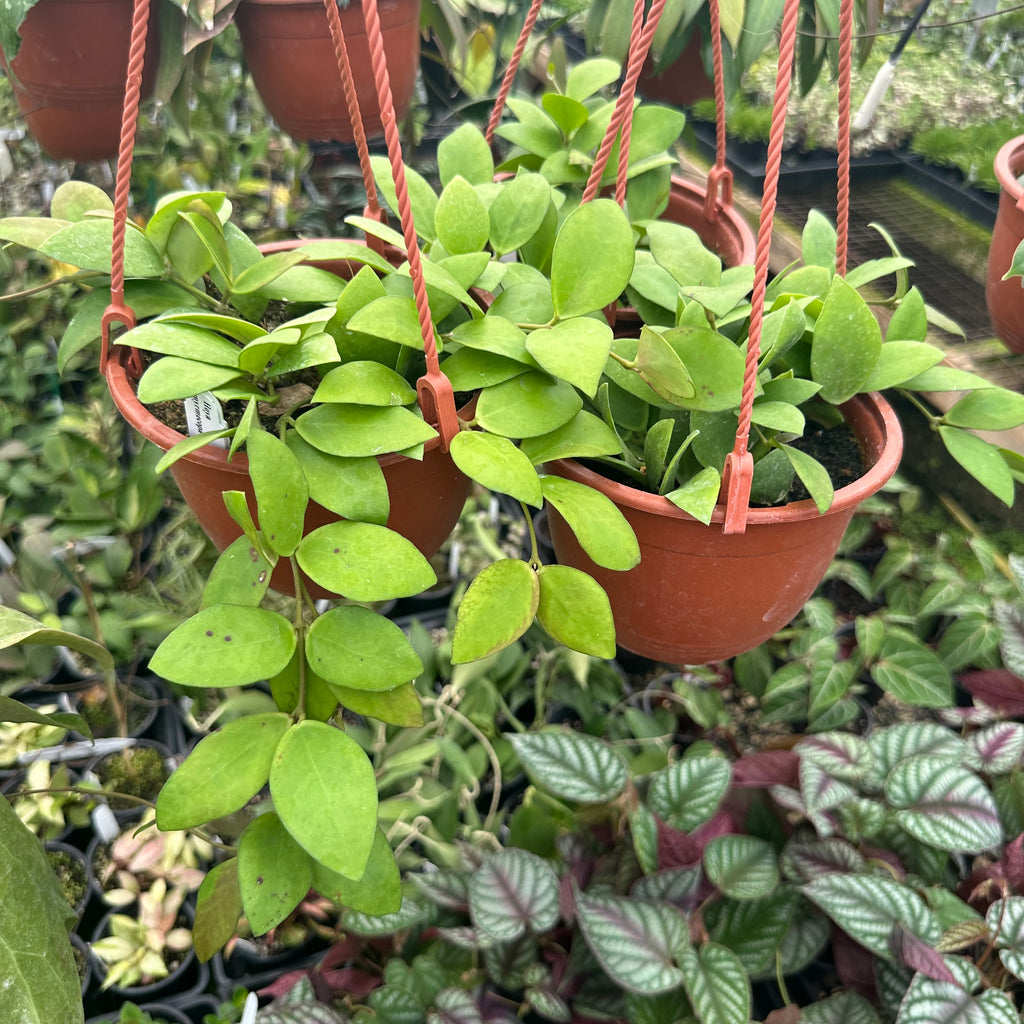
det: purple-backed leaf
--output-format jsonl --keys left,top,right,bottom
{"left": 889, "top": 923, "right": 957, "bottom": 982}
{"left": 780, "top": 837, "right": 866, "bottom": 884}
{"left": 967, "top": 722, "right": 1024, "bottom": 774}
{"left": 959, "top": 669, "right": 1024, "bottom": 715}
{"left": 797, "top": 732, "right": 873, "bottom": 782}
{"left": 656, "top": 820, "right": 701, "bottom": 870}
{"left": 732, "top": 750, "right": 799, "bottom": 788}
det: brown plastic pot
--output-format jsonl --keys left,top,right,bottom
{"left": 664, "top": 174, "right": 756, "bottom": 269}
{"left": 104, "top": 242, "right": 470, "bottom": 599}
{"left": 544, "top": 393, "right": 903, "bottom": 665}
{"left": 985, "top": 134, "right": 1024, "bottom": 354}
{"left": 639, "top": 31, "right": 713, "bottom": 109}
{"left": 0, "top": 0, "right": 159, "bottom": 162}
{"left": 235, "top": 0, "right": 422, "bottom": 143}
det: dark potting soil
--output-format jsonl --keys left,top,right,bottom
{"left": 778, "top": 420, "right": 864, "bottom": 504}
{"left": 47, "top": 848, "right": 88, "bottom": 915}
{"left": 95, "top": 745, "right": 169, "bottom": 810}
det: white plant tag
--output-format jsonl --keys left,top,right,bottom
{"left": 92, "top": 802, "right": 119, "bottom": 843}
{"left": 184, "top": 392, "right": 229, "bottom": 448}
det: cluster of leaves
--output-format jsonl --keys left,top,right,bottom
{"left": 586, "top": 0, "right": 880, "bottom": 98}
{"left": 253, "top": 705, "right": 1024, "bottom": 1023}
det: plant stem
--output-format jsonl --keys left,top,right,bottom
{"left": 938, "top": 493, "right": 1014, "bottom": 582}
{"left": 522, "top": 501, "right": 540, "bottom": 567}
{"left": 0, "top": 270, "right": 104, "bottom": 301}
{"left": 290, "top": 558, "right": 307, "bottom": 721}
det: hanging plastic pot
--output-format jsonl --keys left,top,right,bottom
{"left": 235, "top": 0, "right": 422, "bottom": 142}
{"left": 545, "top": 394, "right": 903, "bottom": 665}
{"left": 0, "top": 0, "right": 160, "bottom": 162}
{"left": 985, "top": 134, "right": 1024, "bottom": 354}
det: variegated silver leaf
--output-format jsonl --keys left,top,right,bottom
{"left": 886, "top": 756, "right": 1002, "bottom": 852}
{"left": 801, "top": 991, "right": 881, "bottom": 1024}
{"left": 574, "top": 888, "right": 688, "bottom": 995}
{"left": 647, "top": 756, "right": 732, "bottom": 833}
{"left": 803, "top": 873, "right": 940, "bottom": 959}
{"left": 507, "top": 730, "right": 629, "bottom": 804}
{"left": 702, "top": 834, "right": 779, "bottom": 901}
{"left": 796, "top": 731, "right": 874, "bottom": 782}
{"left": 894, "top": 974, "right": 1018, "bottom": 1024}
{"left": 468, "top": 848, "right": 560, "bottom": 941}
{"left": 678, "top": 943, "right": 750, "bottom": 1024}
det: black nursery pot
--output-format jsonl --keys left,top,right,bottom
{"left": 45, "top": 840, "right": 91, "bottom": 927}
{"left": 85, "top": 737, "right": 176, "bottom": 825}
{"left": 88, "top": 903, "right": 209, "bottom": 1014}
{"left": 86, "top": 1002, "right": 193, "bottom": 1024}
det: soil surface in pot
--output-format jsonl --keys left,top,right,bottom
{"left": 74, "top": 680, "right": 157, "bottom": 739}
{"left": 47, "top": 847, "right": 88, "bottom": 917}
{"left": 94, "top": 745, "right": 170, "bottom": 810}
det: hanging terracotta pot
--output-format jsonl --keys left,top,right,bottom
{"left": 639, "top": 30, "right": 713, "bottom": 109}
{"left": 664, "top": 174, "right": 755, "bottom": 268}
{"left": 0, "top": 0, "right": 159, "bottom": 162}
{"left": 985, "top": 134, "right": 1024, "bottom": 354}
{"left": 104, "top": 243, "right": 470, "bottom": 599}
{"left": 235, "top": 0, "right": 422, "bottom": 143}
{"left": 544, "top": 393, "right": 903, "bottom": 665}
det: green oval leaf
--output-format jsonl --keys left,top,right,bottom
{"left": 519, "top": 410, "right": 623, "bottom": 464}
{"left": 540, "top": 475, "right": 640, "bottom": 570}
{"left": 435, "top": 176, "right": 490, "bottom": 256}
{"left": 40, "top": 220, "right": 163, "bottom": 277}
{"left": 488, "top": 172, "right": 554, "bottom": 257}
{"left": 294, "top": 404, "right": 437, "bottom": 457}
{"left": 313, "top": 361, "right": 417, "bottom": 407}
{"left": 450, "top": 431, "right": 544, "bottom": 507}
{"left": 312, "top": 828, "right": 401, "bottom": 916}
{"left": 157, "top": 713, "right": 291, "bottom": 830}
{"left": 943, "top": 388, "right": 1024, "bottom": 431}
{"left": 438, "top": 123, "right": 494, "bottom": 186}
{"left": 810, "top": 276, "right": 882, "bottom": 403}
{"left": 296, "top": 521, "right": 436, "bottom": 601}
{"left": 451, "top": 559, "right": 540, "bottom": 663}
{"left": 270, "top": 720, "right": 378, "bottom": 879}
{"left": 237, "top": 811, "right": 313, "bottom": 936}
{"left": 247, "top": 428, "right": 309, "bottom": 557}
{"left": 306, "top": 606, "right": 423, "bottom": 691}
{"left": 285, "top": 435, "right": 389, "bottom": 525}
{"left": 475, "top": 370, "right": 583, "bottom": 438}
{"left": 149, "top": 606, "right": 297, "bottom": 687}
{"left": 526, "top": 318, "right": 613, "bottom": 398}
{"left": 536, "top": 564, "right": 616, "bottom": 658}
{"left": 194, "top": 858, "right": 242, "bottom": 963}
{"left": 550, "top": 199, "right": 635, "bottom": 319}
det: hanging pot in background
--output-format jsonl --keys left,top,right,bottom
{"left": 0, "top": 0, "right": 160, "bottom": 162}
{"left": 235, "top": 0, "right": 422, "bottom": 143}
{"left": 545, "top": 394, "right": 903, "bottom": 666}
{"left": 985, "top": 133, "right": 1024, "bottom": 354}
{"left": 638, "top": 30, "right": 713, "bottom": 110}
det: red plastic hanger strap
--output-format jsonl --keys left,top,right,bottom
{"left": 613, "top": 0, "right": 648, "bottom": 207}
{"left": 583, "top": 0, "right": 670, "bottom": 205}
{"left": 702, "top": 0, "right": 734, "bottom": 223}
{"left": 322, "top": 0, "right": 385, "bottom": 248}
{"left": 835, "top": 0, "right": 854, "bottom": 277}
{"left": 485, "top": 0, "right": 545, "bottom": 147}
{"left": 722, "top": 0, "right": 801, "bottom": 535}
{"left": 361, "top": 0, "right": 458, "bottom": 449}
{"left": 99, "top": 0, "right": 149, "bottom": 377}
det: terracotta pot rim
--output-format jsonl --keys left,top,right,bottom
{"left": 546, "top": 392, "right": 902, "bottom": 527}
{"left": 994, "top": 134, "right": 1024, "bottom": 196}
{"left": 104, "top": 345, "right": 453, "bottom": 473}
